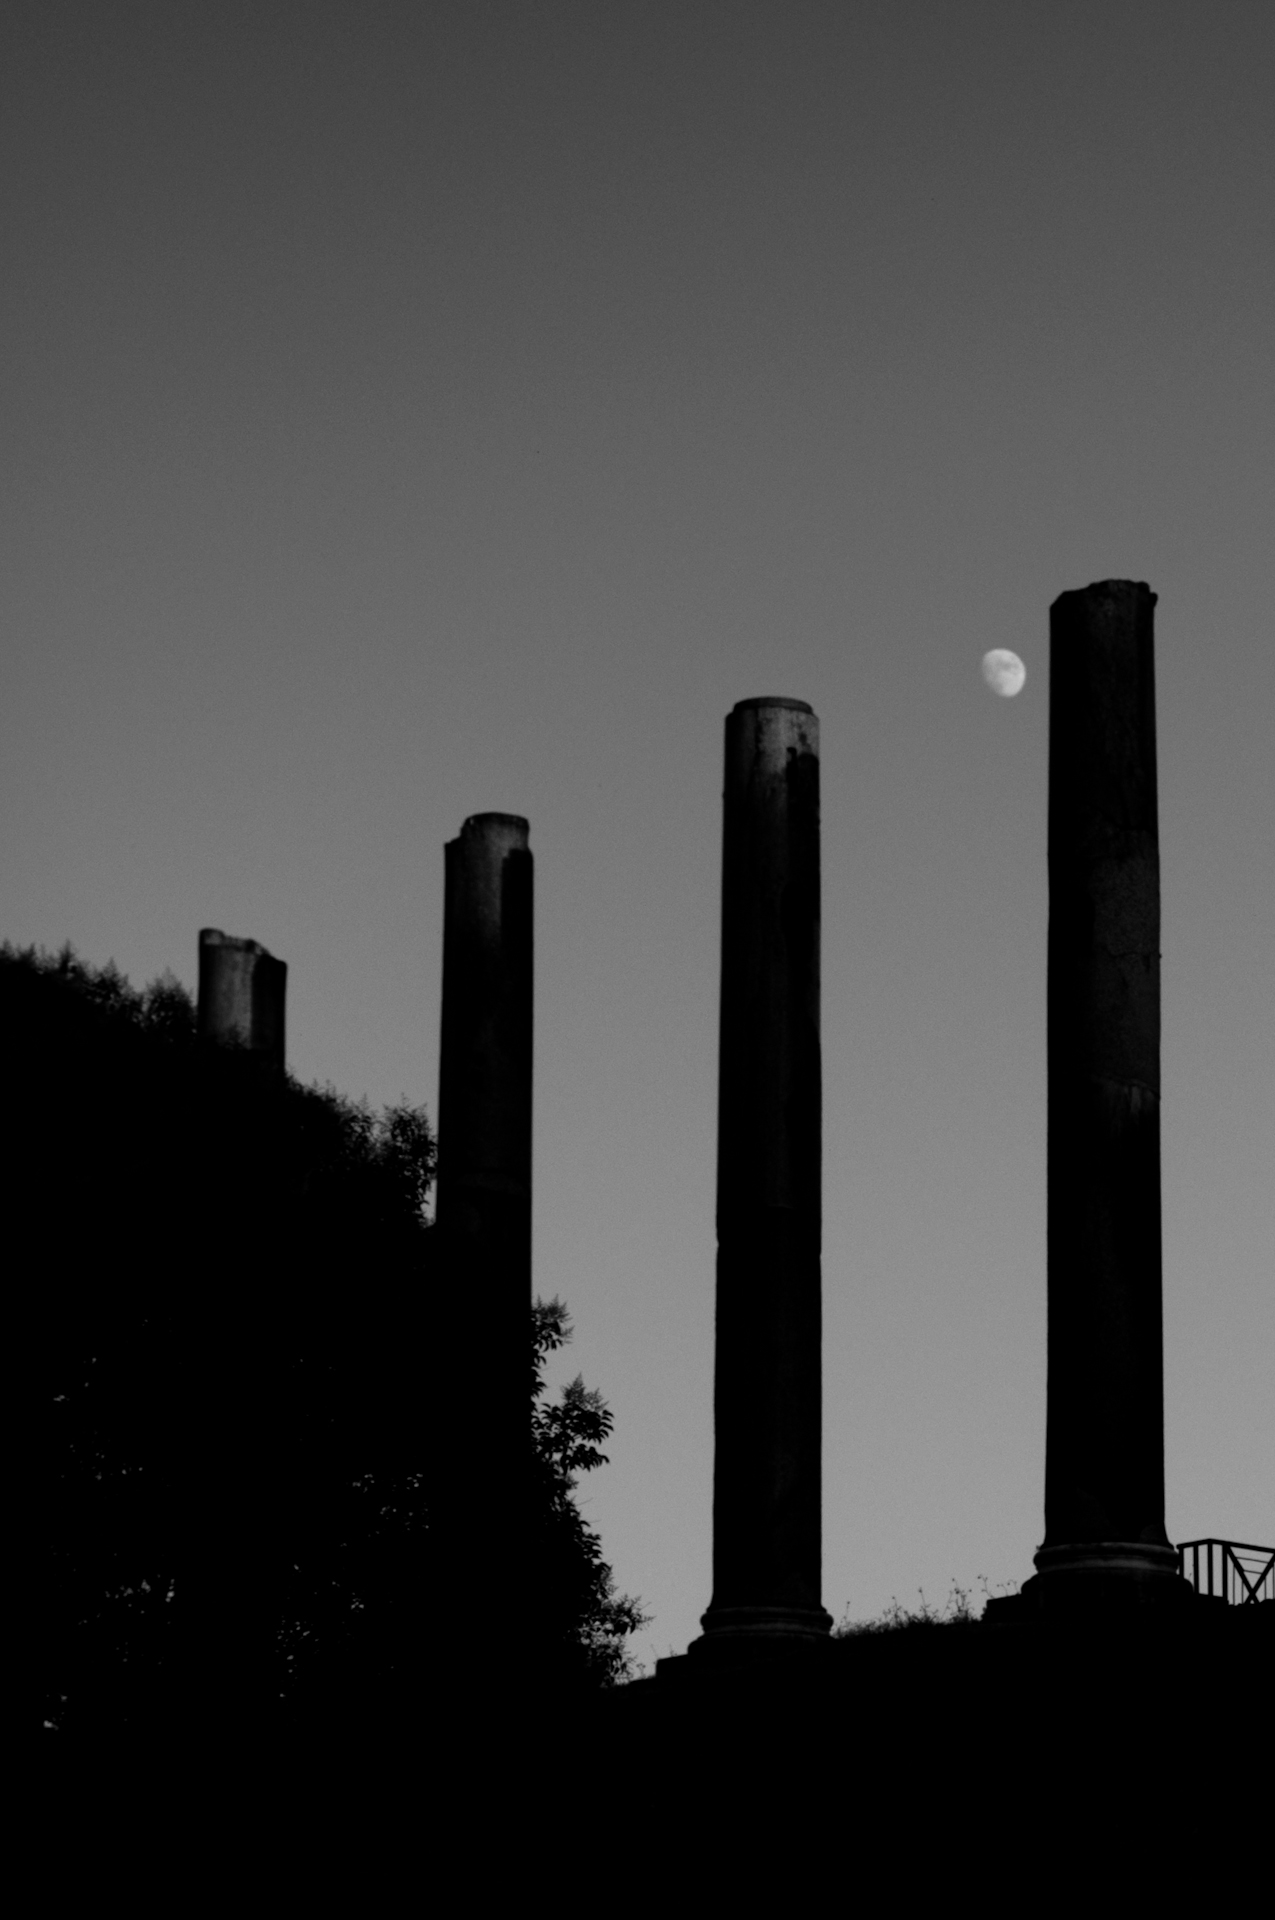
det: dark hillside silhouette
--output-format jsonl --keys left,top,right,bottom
{"left": 15, "top": 943, "right": 642, "bottom": 1747}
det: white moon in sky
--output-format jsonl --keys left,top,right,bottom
{"left": 981, "top": 649, "right": 1026, "bottom": 697}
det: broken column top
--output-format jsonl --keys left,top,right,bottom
{"left": 1049, "top": 580, "right": 1159, "bottom": 850}
{"left": 198, "top": 928, "right": 278, "bottom": 959}
{"left": 1051, "top": 577, "right": 1157, "bottom": 607}
{"left": 455, "top": 813, "right": 529, "bottom": 842}
{"left": 197, "top": 928, "right": 286, "bottom": 1067}
{"left": 725, "top": 699, "right": 819, "bottom": 797}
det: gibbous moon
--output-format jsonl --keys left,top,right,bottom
{"left": 981, "top": 649, "right": 1026, "bottom": 697}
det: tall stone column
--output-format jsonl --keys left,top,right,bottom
{"left": 694, "top": 698, "right": 832, "bottom": 1653}
{"left": 197, "top": 928, "right": 287, "bottom": 1069}
{"left": 1035, "top": 580, "right": 1181, "bottom": 1608}
{"left": 435, "top": 814, "right": 533, "bottom": 1657}
{"left": 189, "top": 928, "right": 289, "bottom": 1740}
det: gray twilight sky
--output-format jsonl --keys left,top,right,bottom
{"left": 4, "top": 2, "right": 1272, "bottom": 1671}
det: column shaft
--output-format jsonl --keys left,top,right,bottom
{"left": 1039, "top": 579, "right": 1179, "bottom": 1602}
{"left": 698, "top": 698, "right": 831, "bottom": 1649}
{"left": 435, "top": 814, "right": 533, "bottom": 1650}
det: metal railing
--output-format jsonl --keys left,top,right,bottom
{"left": 1177, "top": 1539, "right": 1274, "bottom": 1606}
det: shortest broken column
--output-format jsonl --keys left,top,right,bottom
{"left": 197, "top": 928, "right": 287, "bottom": 1070}
{"left": 188, "top": 926, "right": 289, "bottom": 1734}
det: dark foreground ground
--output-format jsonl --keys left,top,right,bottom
{"left": 580, "top": 1603, "right": 1268, "bottom": 1888}
{"left": 39, "top": 1604, "right": 1266, "bottom": 1895}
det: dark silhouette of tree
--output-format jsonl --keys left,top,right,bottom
{"left": 11, "top": 941, "right": 644, "bottom": 1748}
{"left": 530, "top": 1297, "right": 650, "bottom": 1695}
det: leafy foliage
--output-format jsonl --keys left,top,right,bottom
{"left": 530, "top": 1299, "right": 650, "bottom": 1691}
{"left": 14, "top": 941, "right": 643, "bottom": 1744}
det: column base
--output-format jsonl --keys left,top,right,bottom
{"left": 682, "top": 1603, "right": 835, "bottom": 1665}
{"left": 989, "top": 1542, "right": 1194, "bottom": 1621}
